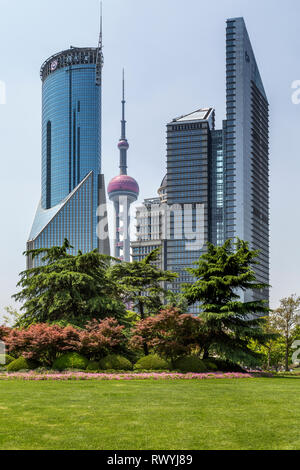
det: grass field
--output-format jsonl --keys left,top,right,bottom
{"left": 0, "top": 377, "right": 299, "bottom": 450}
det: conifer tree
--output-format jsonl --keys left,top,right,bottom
{"left": 183, "top": 239, "right": 271, "bottom": 365}
{"left": 14, "top": 239, "right": 126, "bottom": 327}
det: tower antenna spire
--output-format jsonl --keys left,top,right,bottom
{"left": 121, "top": 68, "right": 126, "bottom": 138}
{"left": 96, "top": 1, "right": 104, "bottom": 86}
{"left": 118, "top": 69, "right": 129, "bottom": 174}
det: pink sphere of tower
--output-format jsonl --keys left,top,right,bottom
{"left": 108, "top": 174, "right": 139, "bottom": 197}
{"left": 118, "top": 139, "right": 129, "bottom": 150}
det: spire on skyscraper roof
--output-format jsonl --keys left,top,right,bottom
{"left": 96, "top": 1, "right": 104, "bottom": 86}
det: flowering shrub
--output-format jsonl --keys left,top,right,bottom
{"left": 130, "top": 308, "right": 205, "bottom": 361}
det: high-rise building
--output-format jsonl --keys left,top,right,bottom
{"left": 107, "top": 72, "right": 139, "bottom": 262}
{"left": 27, "top": 21, "right": 109, "bottom": 267}
{"left": 165, "top": 108, "right": 214, "bottom": 296}
{"left": 131, "top": 17, "right": 269, "bottom": 305}
{"left": 224, "top": 17, "right": 269, "bottom": 302}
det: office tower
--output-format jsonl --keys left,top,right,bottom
{"left": 224, "top": 17, "right": 269, "bottom": 302}
{"left": 131, "top": 17, "right": 269, "bottom": 305}
{"left": 27, "top": 20, "right": 109, "bottom": 267}
{"left": 107, "top": 73, "right": 139, "bottom": 261}
{"left": 165, "top": 108, "right": 214, "bottom": 297}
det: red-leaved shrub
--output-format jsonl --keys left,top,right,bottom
{"left": 4, "top": 319, "right": 126, "bottom": 366}
{"left": 130, "top": 307, "right": 205, "bottom": 362}
{"left": 0, "top": 326, "right": 11, "bottom": 341}
{"left": 79, "top": 318, "right": 126, "bottom": 360}
{"left": 5, "top": 324, "right": 81, "bottom": 366}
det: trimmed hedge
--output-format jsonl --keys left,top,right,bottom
{"left": 6, "top": 357, "right": 35, "bottom": 372}
{"left": 134, "top": 354, "right": 169, "bottom": 371}
{"left": 202, "top": 359, "right": 218, "bottom": 371}
{"left": 209, "top": 359, "right": 245, "bottom": 373}
{"left": 173, "top": 356, "right": 207, "bottom": 373}
{"left": 86, "top": 361, "right": 100, "bottom": 371}
{"left": 98, "top": 355, "right": 133, "bottom": 371}
{"left": 53, "top": 353, "right": 89, "bottom": 371}
{"left": 0, "top": 354, "right": 14, "bottom": 366}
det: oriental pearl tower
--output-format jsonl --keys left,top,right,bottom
{"left": 107, "top": 71, "right": 139, "bottom": 261}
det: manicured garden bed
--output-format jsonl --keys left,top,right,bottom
{"left": 0, "top": 371, "right": 261, "bottom": 381}
{"left": 0, "top": 377, "right": 299, "bottom": 450}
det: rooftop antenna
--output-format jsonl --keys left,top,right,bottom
{"left": 96, "top": 1, "right": 104, "bottom": 86}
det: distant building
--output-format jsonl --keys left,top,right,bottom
{"left": 27, "top": 23, "right": 109, "bottom": 267}
{"left": 132, "top": 196, "right": 167, "bottom": 270}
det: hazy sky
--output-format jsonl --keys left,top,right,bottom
{"left": 0, "top": 0, "right": 299, "bottom": 320}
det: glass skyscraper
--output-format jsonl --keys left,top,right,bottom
{"left": 27, "top": 30, "right": 109, "bottom": 266}
{"left": 132, "top": 17, "right": 269, "bottom": 306}
{"left": 224, "top": 17, "right": 269, "bottom": 302}
{"left": 165, "top": 108, "right": 214, "bottom": 296}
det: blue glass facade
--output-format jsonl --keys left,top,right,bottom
{"left": 224, "top": 18, "right": 269, "bottom": 302}
{"left": 41, "top": 62, "right": 101, "bottom": 209}
{"left": 165, "top": 109, "right": 214, "bottom": 308}
{"left": 28, "top": 46, "right": 109, "bottom": 267}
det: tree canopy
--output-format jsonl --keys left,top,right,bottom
{"left": 108, "top": 249, "right": 177, "bottom": 320}
{"left": 183, "top": 239, "right": 271, "bottom": 365}
{"left": 14, "top": 239, "right": 126, "bottom": 327}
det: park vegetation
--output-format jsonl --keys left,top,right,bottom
{"left": 1, "top": 239, "right": 299, "bottom": 373}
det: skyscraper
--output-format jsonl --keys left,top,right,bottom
{"left": 27, "top": 19, "right": 109, "bottom": 266}
{"left": 224, "top": 17, "right": 269, "bottom": 302}
{"left": 132, "top": 17, "right": 269, "bottom": 305}
{"left": 165, "top": 108, "right": 214, "bottom": 296}
{"left": 107, "top": 72, "right": 139, "bottom": 261}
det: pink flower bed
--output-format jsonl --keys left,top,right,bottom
{"left": 0, "top": 371, "right": 257, "bottom": 381}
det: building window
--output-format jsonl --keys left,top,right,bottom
{"left": 46, "top": 120, "right": 51, "bottom": 209}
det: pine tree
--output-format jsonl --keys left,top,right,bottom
{"left": 183, "top": 239, "right": 271, "bottom": 365}
{"left": 14, "top": 239, "right": 126, "bottom": 327}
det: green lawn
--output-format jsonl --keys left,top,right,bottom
{"left": 0, "top": 377, "right": 299, "bottom": 450}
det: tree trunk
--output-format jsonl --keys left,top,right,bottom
{"left": 203, "top": 348, "right": 209, "bottom": 360}
{"left": 285, "top": 340, "right": 289, "bottom": 372}
{"left": 139, "top": 301, "right": 149, "bottom": 356}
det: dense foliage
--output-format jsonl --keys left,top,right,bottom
{"left": 270, "top": 295, "right": 300, "bottom": 371}
{"left": 6, "top": 357, "right": 35, "bottom": 372}
{"left": 130, "top": 307, "right": 205, "bottom": 362}
{"left": 3, "top": 239, "right": 298, "bottom": 371}
{"left": 109, "top": 250, "right": 177, "bottom": 320}
{"left": 134, "top": 354, "right": 169, "bottom": 371}
{"left": 98, "top": 354, "right": 133, "bottom": 371}
{"left": 14, "top": 240, "right": 126, "bottom": 327}
{"left": 53, "top": 353, "right": 89, "bottom": 371}
{"left": 173, "top": 356, "right": 207, "bottom": 373}
{"left": 183, "top": 239, "right": 271, "bottom": 365}
{"left": 2, "top": 319, "right": 126, "bottom": 367}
